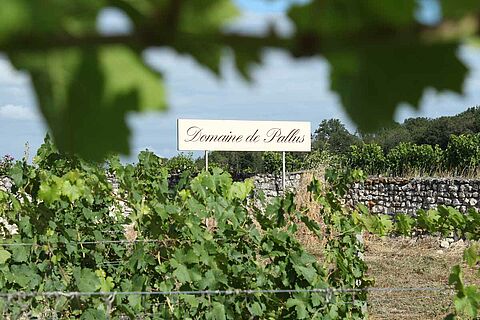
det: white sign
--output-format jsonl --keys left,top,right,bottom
{"left": 177, "top": 119, "right": 311, "bottom": 152}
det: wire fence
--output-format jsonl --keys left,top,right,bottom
{"left": 0, "top": 239, "right": 171, "bottom": 247}
{"left": 0, "top": 286, "right": 454, "bottom": 299}
{"left": 0, "top": 286, "right": 455, "bottom": 319}
{"left": 0, "top": 239, "right": 461, "bottom": 319}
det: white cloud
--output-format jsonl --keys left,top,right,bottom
{"left": 0, "top": 56, "right": 30, "bottom": 87}
{"left": 0, "top": 104, "right": 39, "bottom": 120}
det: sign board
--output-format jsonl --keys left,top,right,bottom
{"left": 177, "top": 119, "right": 311, "bottom": 152}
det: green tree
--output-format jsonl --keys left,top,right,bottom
{"left": 359, "top": 107, "right": 480, "bottom": 151}
{"left": 1, "top": 0, "right": 479, "bottom": 160}
{"left": 412, "top": 108, "right": 480, "bottom": 148}
{"left": 312, "top": 119, "right": 359, "bottom": 154}
{"left": 361, "top": 122, "right": 412, "bottom": 152}
{"left": 403, "top": 117, "right": 430, "bottom": 145}
{"left": 208, "top": 151, "right": 264, "bottom": 175}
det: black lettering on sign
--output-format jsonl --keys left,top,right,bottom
{"left": 184, "top": 126, "right": 244, "bottom": 143}
{"left": 264, "top": 128, "right": 305, "bottom": 143}
{"left": 246, "top": 129, "right": 260, "bottom": 143}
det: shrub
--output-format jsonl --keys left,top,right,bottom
{"left": 262, "top": 152, "right": 304, "bottom": 174}
{"left": 386, "top": 142, "right": 443, "bottom": 176}
{"left": 166, "top": 152, "right": 198, "bottom": 175}
{"left": 347, "top": 143, "right": 386, "bottom": 175}
{"left": 444, "top": 133, "right": 480, "bottom": 172}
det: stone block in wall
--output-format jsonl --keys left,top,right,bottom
{"left": 448, "top": 185, "right": 458, "bottom": 192}
{"left": 347, "top": 176, "right": 480, "bottom": 215}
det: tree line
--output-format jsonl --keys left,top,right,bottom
{"left": 204, "top": 106, "right": 480, "bottom": 175}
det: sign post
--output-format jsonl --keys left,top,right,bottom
{"left": 205, "top": 150, "right": 209, "bottom": 171}
{"left": 282, "top": 151, "right": 286, "bottom": 191}
{"left": 177, "top": 119, "right": 311, "bottom": 192}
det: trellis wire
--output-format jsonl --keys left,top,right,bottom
{"left": 0, "top": 286, "right": 452, "bottom": 300}
{"left": 0, "top": 239, "right": 172, "bottom": 247}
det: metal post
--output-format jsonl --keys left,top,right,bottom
{"left": 282, "top": 151, "right": 286, "bottom": 192}
{"left": 205, "top": 150, "right": 209, "bottom": 171}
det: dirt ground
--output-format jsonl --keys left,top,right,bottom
{"left": 365, "top": 235, "right": 479, "bottom": 320}
{"left": 301, "top": 233, "right": 479, "bottom": 319}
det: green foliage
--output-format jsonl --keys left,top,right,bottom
{"left": 3, "top": 139, "right": 480, "bottom": 317}
{"left": 447, "top": 255, "right": 480, "bottom": 319}
{"left": 165, "top": 152, "right": 198, "bottom": 176}
{"left": 353, "top": 205, "right": 393, "bottom": 237}
{"left": 347, "top": 133, "right": 480, "bottom": 176}
{"left": 1, "top": 1, "right": 479, "bottom": 159}
{"left": 346, "top": 196, "right": 480, "bottom": 319}
{"left": 352, "top": 205, "right": 480, "bottom": 241}
{"left": 303, "top": 150, "right": 343, "bottom": 171}
{"left": 313, "top": 119, "right": 360, "bottom": 155}
{"left": 208, "top": 151, "right": 264, "bottom": 176}
{"left": 0, "top": 142, "right": 375, "bottom": 318}
{"left": 347, "top": 143, "right": 386, "bottom": 175}
{"left": 326, "top": 42, "right": 467, "bottom": 132}
{"left": 207, "top": 151, "right": 317, "bottom": 175}
{"left": 262, "top": 152, "right": 305, "bottom": 174}
{"left": 394, "top": 213, "right": 415, "bottom": 236}
{"left": 261, "top": 151, "right": 282, "bottom": 174}
{"left": 444, "top": 133, "right": 480, "bottom": 172}
{"left": 386, "top": 142, "right": 444, "bottom": 176}
{"left": 308, "top": 169, "right": 372, "bottom": 318}
{"left": 359, "top": 107, "right": 480, "bottom": 150}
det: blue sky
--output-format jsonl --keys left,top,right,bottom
{"left": 0, "top": 1, "right": 479, "bottom": 161}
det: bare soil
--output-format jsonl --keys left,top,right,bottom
{"left": 365, "top": 235, "right": 479, "bottom": 320}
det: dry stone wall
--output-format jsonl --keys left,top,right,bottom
{"left": 250, "top": 173, "right": 480, "bottom": 215}
{"left": 346, "top": 177, "right": 480, "bottom": 214}
{"left": 2, "top": 172, "right": 480, "bottom": 215}
{"left": 251, "top": 171, "right": 305, "bottom": 197}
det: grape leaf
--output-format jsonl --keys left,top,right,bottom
{"left": 440, "top": 0, "right": 480, "bottom": 19}
{"left": 10, "top": 264, "right": 41, "bottom": 289}
{"left": 327, "top": 42, "right": 467, "bottom": 131}
{"left": 173, "top": 264, "right": 191, "bottom": 283}
{"left": 0, "top": 250, "right": 11, "bottom": 264}
{"left": 10, "top": 46, "right": 166, "bottom": 160}
{"left": 80, "top": 309, "right": 107, "bottom": 320}
{"left": 288, "top": 0, "right": 417, "bottom": 36}
{"left": 0, "top": 0, "right": 102, "bottom": 45}
{"left": 73, "top": 268, "right": 100, "bottom": 292}
{"left": 248, "top": 302, "right": 263, "bottom": 317}
{"left": 210, "top": 302, "right": 226, "bottom": 320}
{"left": 11, "top": 245, "right": 28, "bottom": 263}
{"left": 174, "top": 0, "right": 239, "bottom": 75}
